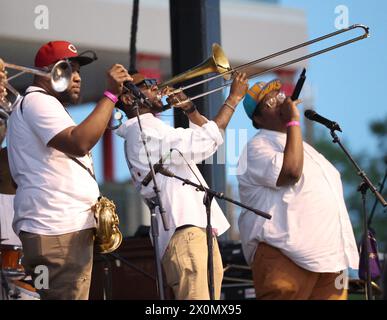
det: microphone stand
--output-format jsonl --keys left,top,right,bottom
{"left": 329, "top": 128, "right": 386, "bottom": 300}
{"left": 0, "top": 268, "right": 11, "bottom": 300}
{"left": 158, "top": 167, "right": 271, "bottom": 300}
{"left": 132, "top": 98, "right": 169, "bottom": 300}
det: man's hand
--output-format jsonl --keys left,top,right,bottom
{"left": 279, "top": 97, "right": 301, "bottom": 123}
{"left": 167, "top": 89, "right": 193, "bottom": 111}
{"left": 226, "top": 72, "right": 248, "bottom": 105}
{"left": 106, "top": 64, "right": 133, "bottom": 96}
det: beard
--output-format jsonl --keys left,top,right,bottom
{"left": 148, "top": 95, "right": 164, "bottom": 112}
{"left": 58, "top": 89, "right": 81, "bottom": 105}
{"left": 150, "top": 103, "right": 164, "bottom": 113}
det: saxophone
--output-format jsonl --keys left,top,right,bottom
{"left": 92, "top": 196, "right": 123, "bottom": 254}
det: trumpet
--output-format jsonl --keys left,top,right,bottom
{"left": 0, "top": 60, "right": 72, "bottom": 113}
{"left": 159, "top": 24, "right": 369, "bottom": 107}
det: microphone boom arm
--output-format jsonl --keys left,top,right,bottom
{"left": 158, "top": 166, "right": 272, "bottom": 219}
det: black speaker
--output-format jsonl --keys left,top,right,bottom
{"left": 219, "top": 240, "right": 255, "bottom": 300}
{"left": 89, "top": 237, "right": 174, "bottom": 300}
{"left": 221, "top": 283, "right": 256, "bottom": 300}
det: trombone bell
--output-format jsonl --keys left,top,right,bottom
{"left": 159, "top": 43, "right": 231, "bottom": 88}
{"left": 1, "top": 60, "right": 72, "bottom": 115}
{"left": 4, "top": 59, "right": 72, "bottom": 93}
{"left": 50, "top": 60, "right": 72, "bottom": 92}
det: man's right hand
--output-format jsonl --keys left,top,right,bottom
{"left": 106, "top": 64, "right": 133, "bottom": 95}
{"left": 279, "top": 97, "right": 301, "bottom": 123}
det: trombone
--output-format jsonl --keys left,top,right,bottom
{"left": 160, "top": 24, "right": 369, "bottom": 106}
{"left": 0, "top": 60, "right": 72, "bottom": 113}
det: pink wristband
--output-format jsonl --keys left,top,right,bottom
{"left": 286, "top": 120, "right": 300, "bottom": 127}
{"left": 103, "top": 90, "right": 118, "bottom": 104}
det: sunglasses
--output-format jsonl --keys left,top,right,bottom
{"left": 137, "top": 78, "right": 157, "bottom": 89}
{"left": 261, "top": 91, "right": 286, "bottom": 109}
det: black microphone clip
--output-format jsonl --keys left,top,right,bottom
{"left": 142, "top": 151, "right": 172, "bottom": 187}
{"left": 142, "top": 162, "right": 164, "bottom": 187}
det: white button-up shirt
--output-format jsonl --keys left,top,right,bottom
{"left": 116, "top": 113, "right": 230, "bottom": 257}
{"left": 237, "top": 129, "right": 359, "bottom": 273}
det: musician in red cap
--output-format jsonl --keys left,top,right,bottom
{"left": 6, "top": 41, "right": 132, "bottom": 300}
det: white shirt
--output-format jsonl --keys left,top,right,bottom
{"left": 0, "top": 194, "right": 21, "bottom": 246}
{"left": 6, "top": 86, "right": 99, "bottom": 236}
{"left": 237, "top": 129, "right": 359, "bottom": 273}
{"left": 116, "top": 113, "right": 230, "bottom": 257}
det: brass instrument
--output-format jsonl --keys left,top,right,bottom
{"left": 0, "top": 60, "right": 72, "bottom": 113}
{"left": 92, "top": 196, "right": 123, "bottom": 254}
{"left": 159, "top": 24, "right": 369, "bottom": 106}
{"left": 159, "top": 43, "right": 231, "bottom": 89}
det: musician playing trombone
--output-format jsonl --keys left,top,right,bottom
{"left": 5, "top": 41, "right": 133, "bottom": 300}
{"left": 115, "top": 71, "right": 248, "bottom": 300}
{"left": 237, "top": 79, "right": 359, "bottom": 300}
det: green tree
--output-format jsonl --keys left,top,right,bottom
{"left": 312, "top": 115, "right": 387, "bottom": 251}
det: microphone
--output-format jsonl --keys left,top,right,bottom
{"left": 304, "top": 109, "right": 342, "bottom": 132}
{"left": 142, "top": 151, "right": 172, "bottom": 187}
{"left": 142, "top": 162, "right": 165, "bottom": 187}
{"left": 158, "top": 166, "right": 175, "bottom": 178}
{"left": 291, "top": 68, "right": 306, "bottom": 101}
{"left": 123, "top": 81, "right": 153, "bottom": 108}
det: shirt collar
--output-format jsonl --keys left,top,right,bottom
{"left": 26, "top": 86, "right": 47, "bottom": 93}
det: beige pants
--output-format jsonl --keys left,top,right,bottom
{"left": 252, "top": 243, "right": 348, "bottom": 300}
{"left": 162, "top": 226, "right": 223, "bottom": 300}
{"left": 19, "top": 228, "right": 94, "bottom": 300}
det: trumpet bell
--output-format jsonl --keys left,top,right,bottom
{"left": 50, "top": 60, "right": 72, "bottom": 92}
{"left": 159, "top": 43, "right": 231, "bottom": 88}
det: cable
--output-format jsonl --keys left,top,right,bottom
{"left": 170, "top": 148, "right": 206, "bottom": 192}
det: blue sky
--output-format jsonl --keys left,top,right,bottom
{"left": 279, "top": 0, "right": 387, "bottom": 153}
{"left": 226, "top": 0, "right": 387, "bottom": 184}
{"left": 69, "top": 0, "right": 386, "bottom": 184}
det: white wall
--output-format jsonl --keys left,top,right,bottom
{"left": 0, "top": 0, "right": 307, "bottom": 66}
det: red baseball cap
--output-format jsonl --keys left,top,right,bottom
{"left": 34, "top": 41, "right": 95, "bottom": 68}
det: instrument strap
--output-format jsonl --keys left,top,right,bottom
{"left": 20, "top": 90, "right": 48, "bottom": 114}
{"left": 20, "top": 90, "right": 97, "bottom": 183}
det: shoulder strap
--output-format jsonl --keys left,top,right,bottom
{"left": 67, "top": 156, "right": 97, "bottom": 182}
{"left": 20, "top": 90, "right": 97, "bottom": 182}
{"left": 20, "top": 90, "right": 50, "bottom": 114}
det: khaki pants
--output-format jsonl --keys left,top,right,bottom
{"left": 162, "top": 226, "right": 223, "bottom": 300}
{"left": 19, "top": 228, "right": 94, "bottom": 300}
{"left": 252, "top": 243, "right": 347, "bottom": 300}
